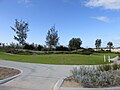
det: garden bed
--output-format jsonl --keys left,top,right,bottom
{"left": 62, "top": 64, "right": 120, "bottom": 88}
{"left": 62, "top": 76, "right": 82, "bottom": 88}
{"left": 0, "top": 67, "right": 20, "bottom": 80}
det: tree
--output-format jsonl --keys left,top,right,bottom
{"left": 69, "top": 38, "right": 82, "bottom": 50}
{"left": 56, "top": 45, "right": 69, "bottom": 51}
{"left": 11, "top": 19, "right": 29, "bottom": 46}
{"left": 37, "top": 45, "right": 43, "bottom": 51}
{"left": 95, "top": 39, "right": 101, "bottom": 49}
{"left": 107, "top": 41, "right": 113, "bottom": 51}
{"left": 45, "top": 25, "right": 59, "bottom": 50}
{"left": 23, "top": 43, "right": 34, "bottom": 50}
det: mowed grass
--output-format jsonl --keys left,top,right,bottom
{"left": 0, "top": 52, "right": 118, "bottom": 65}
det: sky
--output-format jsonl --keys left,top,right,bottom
{"left": 1, "top": 0, "right": 120, "bottom": 48}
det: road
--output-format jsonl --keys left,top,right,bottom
{"left": 0, "top": 60, "right": 77, "bottom": 90}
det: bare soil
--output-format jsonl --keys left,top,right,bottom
{"left": 0, "top": 67, "right": 20, "bottom": 80}
{"left": 62, "top": 77, "right": 83, "bottom": 88}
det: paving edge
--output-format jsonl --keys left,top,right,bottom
{"left": 53, "top": 78, "right": 65, "bottom": 90}
{"left": 53, "top": 78, "right": 120, "bottom": 90}
{"left": 0, "top": 67, "right": 23, "bottom": 84}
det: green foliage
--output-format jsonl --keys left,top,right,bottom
{"left": 6, "top": 49, "right": 33, "bottom": 55}
{"left": 11, "top": 19, "right": 29, "bottom": 46}
{"left": 97, "top": 64, "right": 112, "bottom": 71}
{"left": 46, "top": 25, "right": 59, "bottom": 50}
{"left": 71, "top": 66, "right": 120, "bottom": 88}
{"left": 112, "top": 64, "right": 119, "bottom": 70}
{"left": 23, "top": 43, "right": 43, "bottom": 51}
{"left": 80, "top": 48, "right": 94, "bottom": 55}
{"left": 107, "top": 41, "right": 113, "bottom": 51}
{"left": 95, "top": 39, "right": 101, "bottom": 49}
{"left": 37, "top": 45, "right": 43, "bottom": 51}
{"left": 97, "top": 64, "right": 120, "bottom": 71}
{"left": 23, "top": 43, "right": 35, "bottom": 50}
{"left": 69, "top": 38, "right": 82, "bottom": 50}
{"left": 56, "top": 45, "right": 69, "bottom": 51}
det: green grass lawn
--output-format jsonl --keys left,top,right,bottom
{"left": 0, "top": 52, "right": 118, "bottom": 65}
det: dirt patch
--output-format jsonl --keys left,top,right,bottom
{"left": 62, "top": 77, "right": 83, "bottom": 88}
{"left": 0, "top": 67, "right": 20, "bottom": 80}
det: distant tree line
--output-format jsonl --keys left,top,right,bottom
{"left": 0, "top": 19, "right": 114, "bottom": 52}
{"left": 10, "top": 19, "right": 83, "bottom": 51}
{"left": 95, "top": 39, "right": 113, "bottom": 51}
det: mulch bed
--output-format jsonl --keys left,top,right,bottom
{"left": 0, "top": 67, "right": 20, "bottom": 80}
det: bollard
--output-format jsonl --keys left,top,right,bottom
{"left": 104, "top": 55, "right": 106, "bottom": 62}
{"left": 108, "top": 55, "right": 111, "bottom": 62}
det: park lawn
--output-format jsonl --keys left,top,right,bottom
{"left": 0, "top": 52, "right": 118, "bottom": 65}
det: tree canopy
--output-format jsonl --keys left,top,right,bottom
{"left": 45, "top": 25, "right": 59, "bottom": 50}
{"left": 107, "top": 41, "right": 113, "bottom": 51}
{"left": 11, "top": 19, "right": 29, "bottom": 46}
{"left": 69, "top": 38, "right": 82, "bottom": 50}
{"left": 95, "top": 39, "right": 101, "bottom": 49}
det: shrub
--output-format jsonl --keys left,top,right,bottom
{"left": 23, "top": 43, "right": 35, "bottom": 50}
{"left": 6, "top": 49, "right": 18, "bottom": 54}
{"left": 78, "top": 48, "right": 94, "bottom": 55}
{"left": 37, "top": 45, "right": 43, "bottom": 51}
{"left": 97, "top": 64, "right": 112, "bottom": 71}
{"left": 56, "top": 45, "right": 69, "bottom": 51}
{"left": 6, "top": 49, "right": 33, "bottom": 55}
{"left": 71, "top": 66, "right": 120, "bottom": 88}
{"left": 97, "top": 64, "right": 120, "bottom": 71}
{"left": 112, "top": 64, "right": 119, "bottom": 70}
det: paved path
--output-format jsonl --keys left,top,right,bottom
{"left": 0, "top": 60, "right": 78, "bottom": 90}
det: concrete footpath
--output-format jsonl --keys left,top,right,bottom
{"left": 0, "top": 60, "right": 77, "bottom": 90}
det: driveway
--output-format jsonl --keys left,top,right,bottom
{"left": 0, "top": 60, "right": 77, "bottom": 90}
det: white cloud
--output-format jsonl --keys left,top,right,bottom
{"left": 18, "top": 0, "right": 31, "bottom": 4}
{"left": 62, "top": 0, "right": 82, "bottom": 5}
{"left": 91, "top": 16, "right": 110, "bottom": 23}
{"left": 17, "top": 0, "right": 32, "bottom": 7}
{"left": 85, "top": 0, "right": 120, "bottom": 10}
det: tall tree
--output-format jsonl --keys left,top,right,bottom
{"left": 107, "top": 41, "right": 113, "bottom": 51}
{"left": 95, "top": 39, "right": 101, "bottom": 49}
{"left": 46, "top": 25, "right": 59, "bottom": 50}
{"left": 11, "top": 19, "right": 29, "bottom": 46}
{"left": 69, "top": 38, "right": 82, "bottom": 50}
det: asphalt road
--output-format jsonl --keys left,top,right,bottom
{"left": 0, "top": 60, "right": 76, "bottom": 90}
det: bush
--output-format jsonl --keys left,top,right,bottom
{"left": 23, "top": 43, "right": 35, "bottom": 50}
{"left": 23, "top": 43, "right": 43, "bottom": 51}
{"left": 97, "top": 64, "right": 120, "bottom": 71}
{"left": 97, "top": 64, "right": 112, "bottom": 71}
{"left": 56, "top": 45, "right": 69, "bottom": 51}
{"left": 112, "top": 64, "right": 119, "bottom": 70}
{"left": 80, "top": 49, "right": 93, "bottom": 55}
{"left": 37, "top": 45, "right": 43, "bottom": 51}
{"left": 6, "top": 49, "right": 18, "bottom": 54}
{"left": 71, "top": 66, "right": 120, "bottom": 88}
{"left": 6, "top": 49, "right": 33, "bottom": 55}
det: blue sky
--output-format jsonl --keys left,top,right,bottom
{"left": 0, "top": 0, "right": 120, "bottom": 48}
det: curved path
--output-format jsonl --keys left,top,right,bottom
{"left": 0, "top": 60, "right": 77, "bottom": 90}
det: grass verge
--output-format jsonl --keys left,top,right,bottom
{"left": 0, "top": 52, "right": 117, "bottom": 65}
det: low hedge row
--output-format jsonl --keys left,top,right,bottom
{"left": 5, "top": 49, "right": 93, "bottom": 55}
